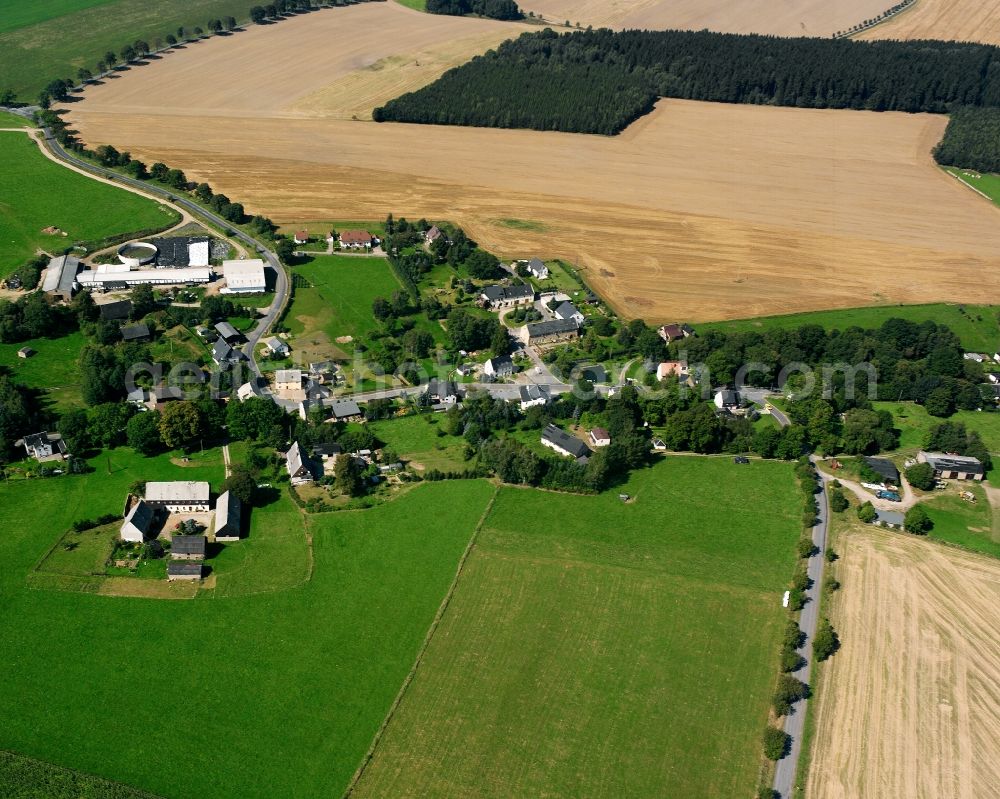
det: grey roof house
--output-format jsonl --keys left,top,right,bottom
{"left": 541, "top": 424, "right": 592, "bottom": 460}
{"left": 214, "top": 490, "right": 242, "bottom": 542}
{"left": 171, "top": 534, "right": 207, "bottom": 560}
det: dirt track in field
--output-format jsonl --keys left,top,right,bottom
{"left": 858, "top": 0, "right": 1000, "bottom": 45}
{"left": 63, "top": 1, "right": 1000, "bottom": 322}
{"left": 806, "top": 527, "right": 1000, "bottom": 799}
{"left": 521, "top": 0, "right": 890, "bottom": 36}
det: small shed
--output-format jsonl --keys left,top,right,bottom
{"left": 167, "top": 561, "right": 204, "bottom": 581}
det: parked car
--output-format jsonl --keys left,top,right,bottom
{"left": 734, "top": 456, "right": 750, "bottom": 464}
{"left": 876, "top": 490, "right": 901, "bottom": 502}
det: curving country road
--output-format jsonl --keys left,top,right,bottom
{"left": 35, "top": 125, "right": 288, "bottom": 394}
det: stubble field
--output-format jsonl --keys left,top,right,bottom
{"left": 806, "top": 525, "right": 1000, "bottom": 799}
{"left": 858, "top": 0, "right": 1000, "bottom": 45}
{"left": 64, "top": 1, "right": 1000, "bottom": 322}
{"left": 520, "top": 0, "right": 890, "bottom": 36}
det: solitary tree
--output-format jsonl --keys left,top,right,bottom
{"left": 904, "top": 504, "right": 933, "bottom": 535}
{"left": 762, "top": 727, "right": 790, "bottom": 761}
{"left": 813, "top": 617, "right": 840, "bottom": 661}
{"left": 159, "top": 402, "right": 203, "bottom": 451}
{"left": 223, "top": 463, "right": 257, "bottom": 505}
{"left": 905, "top": 461, "right": 935, "bottom": 491}
{"left": 857, "top": 500, "right": 877, "bottom": 524}
{"left": 829, "top": 486, "right": 849, "bottom": 512}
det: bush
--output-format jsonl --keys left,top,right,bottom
{"left": 905, "top": 461, "right": 936, "bottom": 491}
{"left": 772, "top": 674, "right": 811, "bottom": 716}
{"left": 904, "top": 504, "right": 933, "bottom": 535}
{"left": 762, "top": 726, "right": 790, "bottom": 761}
{"left": 856, "top": 501, "right": 877, "bottom": 523}
{"left": 814, "top": 617, "right": 840, "bottom": 661}
{"left": 829, "top": 487, "right": 849, "bottom": 512}
{"left": 797, "top": 537, "right": 817, "bottom": 558}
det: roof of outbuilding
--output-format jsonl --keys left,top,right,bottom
{"left": 526, "top": 318, "right": 579, "bottom": 338}
{"left": 168, "top": 561, "right": 203, "bottom": 576}
{"left": 171, "top": 535, "right": 207, "bottom": 555}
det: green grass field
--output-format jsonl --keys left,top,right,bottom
{"left": 0, "top": 0, "right": 118, "bottom": 34}
{"left": 0, "top": 0, "right": 253, "bottom": 100}
{"left": 944, "top": 167, "right": 1000, "bottom": 210}
{"left": 0, "top": 331, "right": 87, "bottom": 411}
{"left": 0, "top": 750, "right": 155, "bottom": 799}
{"left": 0, "top": 132, "right": 177, "bottom": 274}
{"left": 0, "top": 110, "right": 32, "bottom": 127}
{"left": 922, "top": 484, "right": 1000, "bottom": 558}
{"left": 700, "top": 303, "right": 1000, "bottom": 353}
{"left": 392, "top": 0, "right": 428, "bottom": 11}
{"left": 370, "top": 414, "right": 469, "bottom": 471}
{"left": 873, "top": 402, "right": 1000, "bottom": 454}
{"left": 353, "top": 457, "right": 801, "bottom": 798}
{"left": 286, "top": 255, "right": 403, "bottom": 348}
{"left": 0, "top": 456, "right": 496, "bottom": 798}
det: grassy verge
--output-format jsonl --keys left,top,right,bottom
{"left": 944, "top": 166, "right": 1000, "bottom": 209}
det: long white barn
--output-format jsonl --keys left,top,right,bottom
{"left": 77, "top": 264, "right": 211, "bottom": 287}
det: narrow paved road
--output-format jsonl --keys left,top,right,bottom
{"left": 746, "top": 388, "right": 828, "bottom": 797}
{"left": 774, "top": 456, "right": 829, "bottom": 798}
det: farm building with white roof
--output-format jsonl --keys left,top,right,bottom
{"left": 77, "top": 264, "right": 211, "bottom": 287}
{"left": 144, "top": 481, "right": 211, "bottom": 513}
{"left": 222, "top": 259, "right": 267, "bottom": 294}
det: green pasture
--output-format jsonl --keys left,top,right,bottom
{"left": 0, "top": 331, "right": 87, "bottom": 412}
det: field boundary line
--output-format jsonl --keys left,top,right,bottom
{"left": 341, "top": 484, "right": 500, "bottom": 798}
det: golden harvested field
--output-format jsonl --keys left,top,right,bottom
{"left": 521, "top": 0, "right": 890, "bottom": 36}
{"left": 70, "top": 2, "right": 521, "bottom": 121}
{"left": 65, "top": 1, "right": 1000, "bottom": 322}
{"left": 806, "top": 527, "right": 1000, "bottom": 799}
{"left": 859, "top": 0, "right": 1000, "bottom": 45}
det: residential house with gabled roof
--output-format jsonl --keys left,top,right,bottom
{"left": 265, "top": 337, "right": 289, "bottom": 357}
{"left": 214, "top": 321, "right": 242, "bottom": 342}
{"left": 424, "top": 379, "right": 459, "bottom": 406}
{"left": 554, "top": 301, "right": 584, "bottom": 326}
{"left": 526, "top": 258, "right": 549, "bottom": 280}
{"left": 286, "top": 441, "right": 315, "bottom": 484}
{"left": 483, "top": 355, "right": 514, "bottom": 378}
{"left": 713, "top": 389, "right": 741, "bottom": 411}
{"left": 340, "top": 230, "right": 373, "bottom": 249}
{"left": 425, "top": 225, "right": 442, "bottom": 243}
{"left": 213, "top": 338, "right": 245, "bottom": 365}
{"left": 518, "top": 384, "right": 549, "bottom": 410}
{"left": 589, "top": 428, "right": 611, "bottom": 447}
{"left": 481, "top": 284, "right": 534, "bottom": 310}
{"left": 329, "top": 400, "right": 363, "bottom": 422}
{"left": 18, "top": 432, "right": 67, "bottom": 462}
{"left": 524, "top": 318, "right": 579, "bottom": 346}
{"left": 541, "top": 424, "right": 591, "bottom": 460}
{"left": 658, "top": 324, "right": 684, "bottom": 342}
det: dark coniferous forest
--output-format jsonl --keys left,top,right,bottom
{"left": 933, "top": 107, "right": 1000, "bottom": 173}
{"left": 374, "top": 28, "right": 1000, "bottom": 138}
